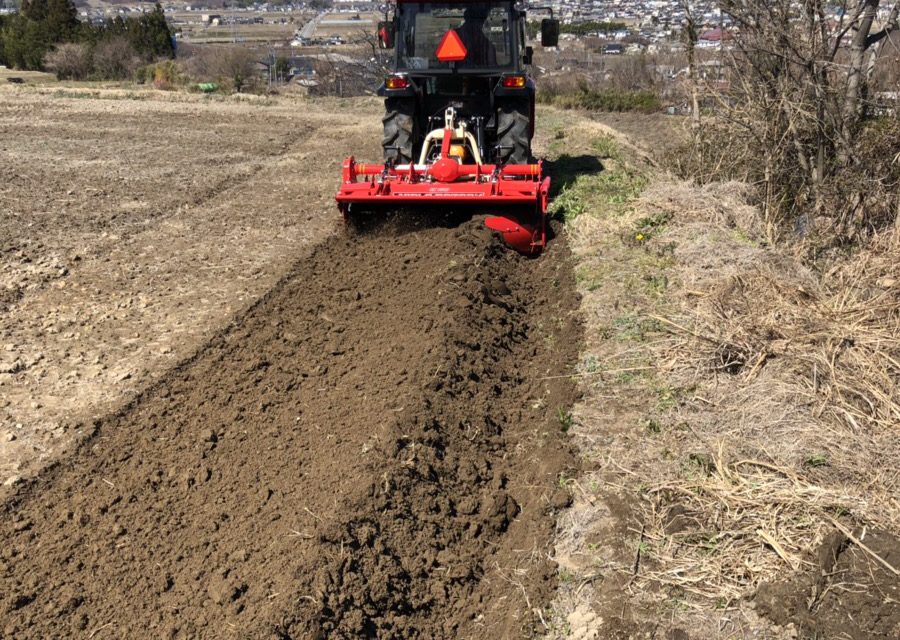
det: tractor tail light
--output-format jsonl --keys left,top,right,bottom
{"left": 502, "top": 75, "right": 526, "bottom": 89}
{"left": 385, "top": 75, "right": 409, "bottom": 90}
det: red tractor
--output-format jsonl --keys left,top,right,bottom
{"left": 336, "top": 1, "right": 559, "bottom": 255}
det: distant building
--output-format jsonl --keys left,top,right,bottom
{"left": 287, "top": 57, "right": 316, "bottom": 80}
{"left": 603, "top": 43, "right": 624, "bottom": 55}
{"left": 698, "top": 27, "right": 732, "bottom": 48}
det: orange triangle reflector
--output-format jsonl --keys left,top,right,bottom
{"left": 436, "top": 29, "right": 468, "bottom": 62}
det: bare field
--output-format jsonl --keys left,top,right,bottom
{"left": 0, "top": 87, "right": 383, "bottom": 486}
{"left": 314, "top": 14, "right": 378, "bottom": 39}
{"left": 171, "top": 10, "right": 309, "bottom": 44}
{"left": 0, "top": 68, "right": 57, "bottom": 84}
{"left": 0, "top": 88, "right": 586, "bottom": 638}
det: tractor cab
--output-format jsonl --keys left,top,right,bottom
{"left": 395, "top": 2, "right": 519, "bottom": 72}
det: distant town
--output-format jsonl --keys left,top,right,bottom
{"left": 30, "top": 1, "right": 729, "bottom": 54}
{"left": 3, "top": 0, "right": 896, "bottom": 56}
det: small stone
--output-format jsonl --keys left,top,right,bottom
{"left": 3, "top": 475, "right": 22, "bottom": 487}
{"left": 3, "top": 432, "right": 15, "bottom": 442}
{"left": 492, "top": 279, "right": 511, "bottom": 295}
{"left": 201, "top": 429, "right": 218, "bottom": 443}
{"left": 430, "top": 581, "right": 446, "bottom": 600}
{"left": 231, "top": 549, "right": 249, "bottom": 563}
{"left": 207, "top": 574, "right": 245, "bottom": 605}
{"left": 0, "top": 359, "right": 23, "bottom": 374}
{"left": 456, "top": 496, "right": 478, "bottom": 515}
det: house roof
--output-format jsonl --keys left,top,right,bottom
{"left": 699, "top": 27, "right": 732, "bottom": 41}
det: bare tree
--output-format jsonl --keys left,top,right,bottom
{"left": 44, "top": 43, "right": 92, "bottom": 80}
{"left": 92, "top": 36, "right": 140, "bottom": 81}
{"left": 312, "top": 33, "right": 390, "bottom": 97}
{"left": 188, "top": 46, "right": 257, "bottom": 93}
{"left": 680, "top": 0, "right": 900, "bottom": 242}
{"left": 680, "top": 0, "right": 702, "bottom": 138}
{"left": 864, "top": 2, "right": 900, "bottom": 96}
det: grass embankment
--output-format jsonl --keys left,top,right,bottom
{"left": 540, "top": 109, "right": 900, "bottom": 638}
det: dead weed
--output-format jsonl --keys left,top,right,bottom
{"left": 554, "top": 162, "right": 899, "bottom": 636}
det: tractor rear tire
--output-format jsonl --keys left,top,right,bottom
{"left": 496, "top": 99, "right": 531, "bottom": 165}
{"left": 382, "top": 98, "right": 416, "bottom": 165}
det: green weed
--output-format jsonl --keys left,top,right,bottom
{"left": 549, "top": 166, "right": 647, "bottom": 222}
{"left": 557, "top": 407, "right": 574, "bottom": 432}
{"left": 51, "top": 89, "right": 98, "bottom": 99}
{"left": 643, "top": 418, "right": 662, "bottom": 434}
{"left": 612, "top": 314, "right": 661, "bottom": 342}
{"left": 592, "top": 135, "right": 620, "bottom": 159}
{"left": 580, "top": 354, "right": 601, "bottom": 374}
{"left": 804, "top": 454, "right": 829, "bottom": 468}
{"left": 654, "top": 384, "right": 678, "bottom": 412}
{"left": 575, "top": 265, "right": 608, "bottom": 292}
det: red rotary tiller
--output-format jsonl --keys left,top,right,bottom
{"left": 336, "top": 108, "right": 549, "bottom": 255}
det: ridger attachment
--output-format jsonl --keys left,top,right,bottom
{"left": 336, "top": 107, "right": 549, "bottom": 256}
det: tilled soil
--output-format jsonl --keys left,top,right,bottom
{"left": 0, "top": 88, "right": 381, "bottom": 483}
{"left": 0, "top": 213, "right": 582, "bottom": 638}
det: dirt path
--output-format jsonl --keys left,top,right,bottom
{"left": 0, "top": 210, "right": 582, "bottom": 638}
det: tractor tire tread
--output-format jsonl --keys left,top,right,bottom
{"left": 382, "top": 98, "right": 416, "bottom": 164}
{"left": 496, "top": 99, "right": 531, "bottom": 165}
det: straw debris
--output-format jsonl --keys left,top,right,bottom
{"left": 555, "top": 161, "right": 899, "bottom": 635}
{"left": 636, "top": 184, "right": 900, "bottom": 598}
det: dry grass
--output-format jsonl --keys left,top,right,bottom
{"left": 554, "top": 143, "right": 898, "bottom": 635}
{"left": 0, "top": 67, "right": 57, "bottom": 84}
{"left": 620, "top": 179, "right": 897, "bottom": 596}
